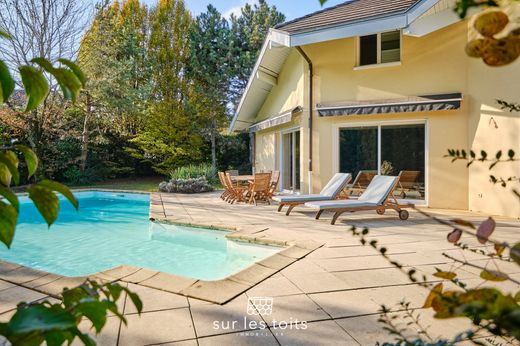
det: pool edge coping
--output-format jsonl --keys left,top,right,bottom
{"left": 0, "top": 191, "right": 324, "bottom": 305}
{"left": 0, "top": 240, "right": 322, "bottom": 305}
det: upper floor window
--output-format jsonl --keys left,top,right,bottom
{"left": 358, "top": 31, "right": 401, "bottom": 66}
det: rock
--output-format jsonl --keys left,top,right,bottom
{"left": 158, "top": 177, "right": 215, "bottom": 194}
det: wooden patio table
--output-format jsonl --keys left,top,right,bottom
{"left": 230, "top": 175, "right": 254, "bottom": 184}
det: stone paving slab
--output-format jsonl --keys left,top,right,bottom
{"left": 0, "top": 191, "right": 519, "bottom": 345}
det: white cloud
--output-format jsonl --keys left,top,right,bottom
{"left": 223, "top": 0, "right": 258, "bottom": 19}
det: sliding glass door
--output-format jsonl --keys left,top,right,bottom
{"left": 339, "top": 123, "right": 426, "bottom": 201}
{"left": 339, "top": 126, "right": 378, "bottom": 179}
{"left": 282, "top": 130, "right": 300, "bottom": 192}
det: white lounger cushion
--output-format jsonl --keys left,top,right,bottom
{"left": 320, "top": 173, "right": 351, "bottom": 197}
{"left": 273, "top": 194, "right": 333, "bottom": 203}
{"left": 305, "top": 175, "right": 399, "bottom": 210}
{"left": 305, "top": 199, "right": 377, "bottom": 209}
{"left": 273, "top": 173, "right": 351, "bottom": 203}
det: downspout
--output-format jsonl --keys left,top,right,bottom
{"left": 250, "top": 132, "right": 256, "bottom": 174}
{"left": 296, "top": 46, "right": 313, "bottom": 194}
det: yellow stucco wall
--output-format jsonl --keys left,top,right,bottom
{"left": 465, "top": 6, "right": 520, "bottom": 218}
{"left": 251, "top": 10, "right": 520, "bottom": 217}
{"left": 304, "top": 21, "right": 470, "bottom": 210}
{"left": 256, "top": 51, "right": 305, "bottom": 121}
{"left": 254, "top": 50, "right": 309, "bottom": 191}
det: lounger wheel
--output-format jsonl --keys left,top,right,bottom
{"left": 398, "top": 210, "right": 409, "bottom": 221}
{"left": 376, "top": 207, "right": 385, "bottom": 215}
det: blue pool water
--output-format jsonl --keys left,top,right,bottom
{"left": 0, "top": 191, "right": 280, "bottom": 280}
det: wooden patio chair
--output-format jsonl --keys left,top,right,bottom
{"left": 306, "top": 175, "right": 413, "bottom": 225}
{"left": 225, "top": 172, "right": 245, "bottom": 204}
{"left": 218, "top": 172, "right": 231, "bottom": 201}
{"left": 267, "top": 170, "right": 280, "bottom": 199}
{"left": 247, "top": 172, "right": 272, "bottom": 205}
{"left": 347, "top": 170, "right": 377, "bottom": 196}
{"left": 397, "top": 170, "right": 422, "bottom": 198}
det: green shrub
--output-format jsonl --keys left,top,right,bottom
{"left": 169, "top": 163, "right": 217, "bottom": 185}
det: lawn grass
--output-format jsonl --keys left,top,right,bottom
{"left": 72, "top": 176, "right": 164, "bottom": 192}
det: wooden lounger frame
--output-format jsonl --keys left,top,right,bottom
{"left": 277, "top": 175, "right": 352, "bottom": 216}
{"left": 315, "top": 178, "right": 413, "bottom": 225}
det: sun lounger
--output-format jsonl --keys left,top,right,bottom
{"left": 347, "top": 170, "right": 377, "bottom": 196}
{"left": 273, "top": 173, "right": 352, "bottom": 215}
{"left": 305, "top": 175, "right": 412, "bottom": 224}
{"left": 397, "top": 170, "right": 423, "bottom": 198}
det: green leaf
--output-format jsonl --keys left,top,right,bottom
{"left": 511, "top": 243, "right": 520, "bottom": 265}
{"left": 51, "top": 68, "right": 82, "bottom": 102}
{"left": 58, "top": 59, "right": 86, "bottom": 87}
{"left": 7, "top": 305, "right": 76, "bottom": 334}
{"left": 76, "top": 330, "right": 96, "bottom": 346}
{"left": 0, "top": 185, "right": 19, "bottom": 211}
{"left": 124, "top": 289, "right": 143, "bottom": 314}
{"left": 31, "top": 58, "right": 82, "bottom": 103}
{"left": 480, "top": 270, "right": 508, "bottom": 282}
{"left": 15, "top": 145, "right": 38, "bottom": 178}
{"left": 433, "top": 271, "right": 457, "bottom": 280}
{"left": 0, "top": 150, "right": 20, "bottom": 186}
{"left": 43, "top": 329, "right": 76, "bottom": 346}
{"left": 106, "top": 283, "right": 123, "bottom": 301}
{"left": 0, "top": 201, "right": 17, "bottom": 248}
{"left": 31, "top": 57, "right": 55, "bottom": 73}
{"left": 0, "top": 30, "right": 11, "bottom": 39}
{"left": 19, "top": 66, "right": 49, "bottom": 111}
{"left": 37, "top": 180, "right": 78, "bottom": 210}
{"left": 0, "top": 60, "right": 15, "bottom": 103}
{"left": 76, "top": 302, "right": 107, "bottom": 333}
{"left": 27, "top": 185, "right": 59, "bottom": 226}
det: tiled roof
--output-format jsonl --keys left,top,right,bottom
{"left": 275, "top": 0, "right": 421, "bottom": 34}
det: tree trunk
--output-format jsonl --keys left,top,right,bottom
{"left": 211, "top": 118, "right": 217, "bottom": 173}
{"left": 80, "top": 95, "right": 92, "bottom": 172}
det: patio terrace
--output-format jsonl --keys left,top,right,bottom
{"left": 0, "top": 191, "right": 519, "bottom": 345}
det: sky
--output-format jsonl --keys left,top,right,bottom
{"left": 140, "top": 0, "right": 347, "bottom": 21}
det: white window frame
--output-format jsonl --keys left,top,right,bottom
{"left": 356, "top": 30, "right": 402, "bottom": 69}
{"left": 279, "top": 127, "right": 302, "bottom": 193}
{"left": 332, "top": 119, "right": 429, "bottom": 206}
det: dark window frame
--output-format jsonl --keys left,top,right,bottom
{"left": 358, "top": 30, "right": 401, "bottom": 67}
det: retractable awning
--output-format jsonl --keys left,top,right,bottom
{"left": 249, "top": 106, "right": 303, "bottom": 133}
{"left": 317, "top": 93, "right": 463, "bottom": 117}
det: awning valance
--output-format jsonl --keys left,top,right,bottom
{"left": 249, "top": 106, "right": 303, "bottom": 133}
{"left": 317, "top": 93, "right": 463, "bottom": 117}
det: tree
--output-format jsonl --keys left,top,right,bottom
{"left": 130, "top": 0, "right": 204, "bottom": 174}
{"left": 229, "top": 0, "right": 285, "bottom": 109}
{"left": 78, "top": 0, "right": 150, "bottom": 173}
{"left": 0, "top": 0, "right": 91, "bottom": 170}
{"left": 189, "top": 5, "right": 231, "bottom": 173}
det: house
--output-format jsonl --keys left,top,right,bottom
{"left": 229, "top": 0, "right": 520, "bottom": 218}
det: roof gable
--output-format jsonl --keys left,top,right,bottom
{"left": 229, "top": 0, "right": 460, "bottom": 133}
{"left": 276, "top": 0, "right": 421, "bottom": 35}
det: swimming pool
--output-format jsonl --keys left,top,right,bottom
{"left": 0, "top": 191, "right": 281, "bottom": 280}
